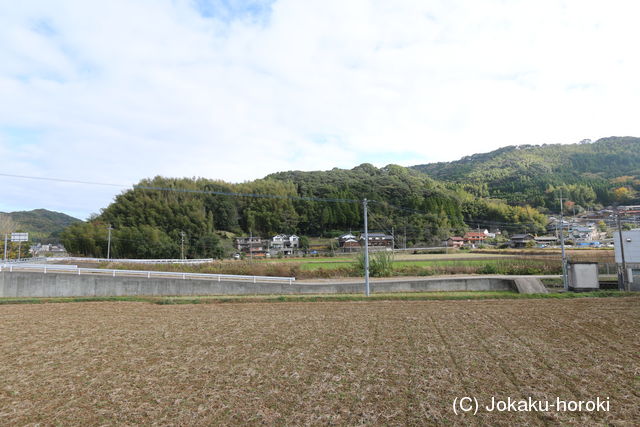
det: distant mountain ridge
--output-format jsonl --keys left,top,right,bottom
{"left": 410, "top": 136, "right": 640, "bottom": 209}
{"left": 1, "top": 209, "right": 81, "bottom": 240}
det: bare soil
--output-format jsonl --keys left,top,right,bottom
{"left": 0, "top": 298, "right": 638, "bottom": 425}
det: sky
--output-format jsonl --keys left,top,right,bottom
{"left": 1, "top": 0, "right": 640, "bottom": 219}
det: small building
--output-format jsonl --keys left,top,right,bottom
{"left": 571, "top": 225, "right": 599, "bottom": 241}
{"left": 534, "top": 236, "right": 558, "bottom": 246}
{"left": 360, "top": 232, "right": 394, "bottom": 248}
{"left": 341, "top": 238, "right": 361, "bottom": 252}
{"left": 270, "top": 234, "right": 300, "bottom": 256}
{"left": 337, "top": 233, "right": 361, "bottom": 253}
{"left": 567, "top": 262, "right": 599, "bottom": 291}
{"left": 445, "top": 237, "right": 464, "bottom": 248}
{"left": 614, "top": 230, "right": 640, "bottom": 291}
{"left": 338, "top": 233, "right": 357, "bottom": 245}
{"left": 463, "top": 232, "right": 486, "bottom": 246}
{"left": 509, "top": 234, "right": 535, "bottom": 248}
{"left": 30, "top": 243, "right": 68, "bottom": 256}
{"left": 234, "top": 236, "right": 268, "bottom": 257}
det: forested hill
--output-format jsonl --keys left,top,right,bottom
{"left": 60, "top": 165, "right": 546, "bottom": 258}
{"left": 1, "top": 209, "right": 81, "bottom": 240}
{"left": 411, "top": 136, "right": 640, "bottom": 210}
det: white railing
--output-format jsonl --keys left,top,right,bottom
{"left": 45, "top": 257, "right": 214, "bottom": 264}
{"left": 2, "top": 257, "right": 47, "bottom": 264}
{"left": 0, "top": 263, "right": 295, "bottom": 284}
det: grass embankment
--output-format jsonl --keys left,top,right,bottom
{"left": 103, "top": 257, "right": 563, "bottom": 279}
{"left": 471, "top": 247, "right": 615, "bottom": 261}
{"left": 0, "top": 290, "right": 633, "bottom": 305}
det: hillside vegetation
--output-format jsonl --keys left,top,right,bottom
{"left": 411, "top": 136, "right": 640, "bottom": 210}
{"left": 61, "top": 165, "right": 546, "bottom": 258}
{"left": 1, "top": 209, "right": 81, "bottom": 241}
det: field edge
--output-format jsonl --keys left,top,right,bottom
{"left": 0, "top": 290, "right": 635, "bottom": 305}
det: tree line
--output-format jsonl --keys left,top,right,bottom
{"left": 61, "top": 164, "right": 548, "bottom": 258}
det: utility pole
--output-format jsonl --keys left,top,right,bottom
{"left": 404, "top": 224, "right": 407, "bottom": 250}
{"left": 3, "top": 233, "right": 7, "bottom": 262}
{"left": 560, "top": 191, "right": 568, "bottom": 291}
{"left": 391, "top": 226, "right": 395, "bottom": 254}
{"left": 363, "top": 199, "right": 370, "bottom": 297}
{"left": 107, "top": 225, "right": 113, "bottom": 260}
{"left": 615, "top": 207, "right": 628, "bottom": 291}
{"left": 249, "top": 231, "right": 253, "bottom": 263}
{"left": 180, "top": 231, "right": 185, "bottom": 260}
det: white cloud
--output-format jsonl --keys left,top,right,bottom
{"left": 1, "top": 0, "right": 640, "bottom": 217}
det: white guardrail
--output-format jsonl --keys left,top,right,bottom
{"left": 44, "top": 257, "right": 215, "bottom": 264}
{"left": 0, "top": 264, "right": 296, "bottom": 285}
{"left": 2, "top": 257, "right": 47, "bottom": 264}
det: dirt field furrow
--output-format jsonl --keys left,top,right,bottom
{"left": 0, "top": 298, "right": 638, "bottom": 426}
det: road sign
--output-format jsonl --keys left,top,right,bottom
{"left": 11, "top": 232, "right": 28, "bottom": 242}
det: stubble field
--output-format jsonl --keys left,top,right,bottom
{"left": 0, "top": 297, "right": 638, "bottom": 425}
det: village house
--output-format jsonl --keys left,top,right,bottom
{"left": 29, "top": 243, "right": 68, "bottom": 256}
{"left": 463, "top": 232, "right": 486, "bottom": 246}
{"left": 534, "top": 236, "right": 558, "bottom": 247}
{"left": 234, "top": 236, "right": 268, "bottom": 257}
{"left": 480, "top": 229, "right": 497, "bottom": 238}
{"left": 571, "top": 225, "right": 600, "bottom": 241}
{"left": 270, "top": 234, "right": 300, "bottom": 256}
{"left": 509, "top": 234, "right": 535, "bottom": 248}
{"left": 444, "top": 236, "right": 464, "bottom": 248}
{"left": 360, "top": 232, "right": 394, "bottom": 249}
{"left": 337, "top": 233, "right": 361, "bottom": 252}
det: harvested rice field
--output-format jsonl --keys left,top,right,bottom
{"left": 0, "top": 297, "right": 638, "bottom": 425}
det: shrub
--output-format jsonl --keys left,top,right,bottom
{"left": 478, "top": 264, "right": 498, "bottom": 274}
{"left": 353, "top": 251, "right": 395, "bottom": 277}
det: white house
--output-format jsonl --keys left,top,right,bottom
{"left": 270, "top": 234, "right": 300, "bottom": 256}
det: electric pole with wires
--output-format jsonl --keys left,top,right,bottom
{"left": 180, "top": 231, "right": 186, "bottom": 260}
{"left": 363, "top": 198, "right": 370, "bottom": 297}
{"left": 107, "top": 225, "right": 113, "bottom": 260}
{"left": 615, "top": 206, "right": 628, "bottom": 291}
{"left": 559, "top": 191, "right": 568, "bottom": 291}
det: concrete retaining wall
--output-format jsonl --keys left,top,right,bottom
{"left": 0, "top": 271, "right": 521, "bottom": 298}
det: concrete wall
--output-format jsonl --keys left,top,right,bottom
{"left": 0, "top": 271, "right": 518, "bottom": 298}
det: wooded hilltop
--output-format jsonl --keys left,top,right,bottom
{"left": 61, "top": 137, "right": 639, "bottom": 258}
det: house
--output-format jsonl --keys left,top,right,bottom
{"left": 360, "top": 232, "right": 394, "bottom": 248}
{"left": 482, "top": 229, "right": 497, "bottom": 239}
{"left": 509, "top": 234, "right": 535, "bottom": 248}
{"left": 445, "top": 236, "right": 464, "bottom": 248}
{"left": 270, "top": 234, "right": 300, "bottom": 256}
{"left": 571, "top": 225, "right": 599, "bottom": 241}
{"left": 534, "top": 236, "right": 558, "bottom": 247}
{"left": 234, "top": 236, "right": 268, "bottom": 257}
{"left": 337, "top": 233, "right": 361, "bottom": 252}
{"left": 338, "top": 233, "right": 357, "bottom": 244}
{"left": 342, "top": 238, "right": 361, "bottom": 251}
{"left": 30, "top": 243, "right": 68, "bottom": 256}
{"left": 463, "top": 232, "right": 486, "bottom": 246}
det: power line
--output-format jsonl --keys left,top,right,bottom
{"left": 0, "top": 172, "right": 359, "bottom": 204}
{"left": 0, "top": 173, "right": 126, "bottom": 187}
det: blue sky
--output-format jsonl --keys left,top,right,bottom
{"left": 1, "top": 0, "right": 640, "bottom": 219}
{"left": 192, "top": 0, "right": 274, "bottom": 20}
